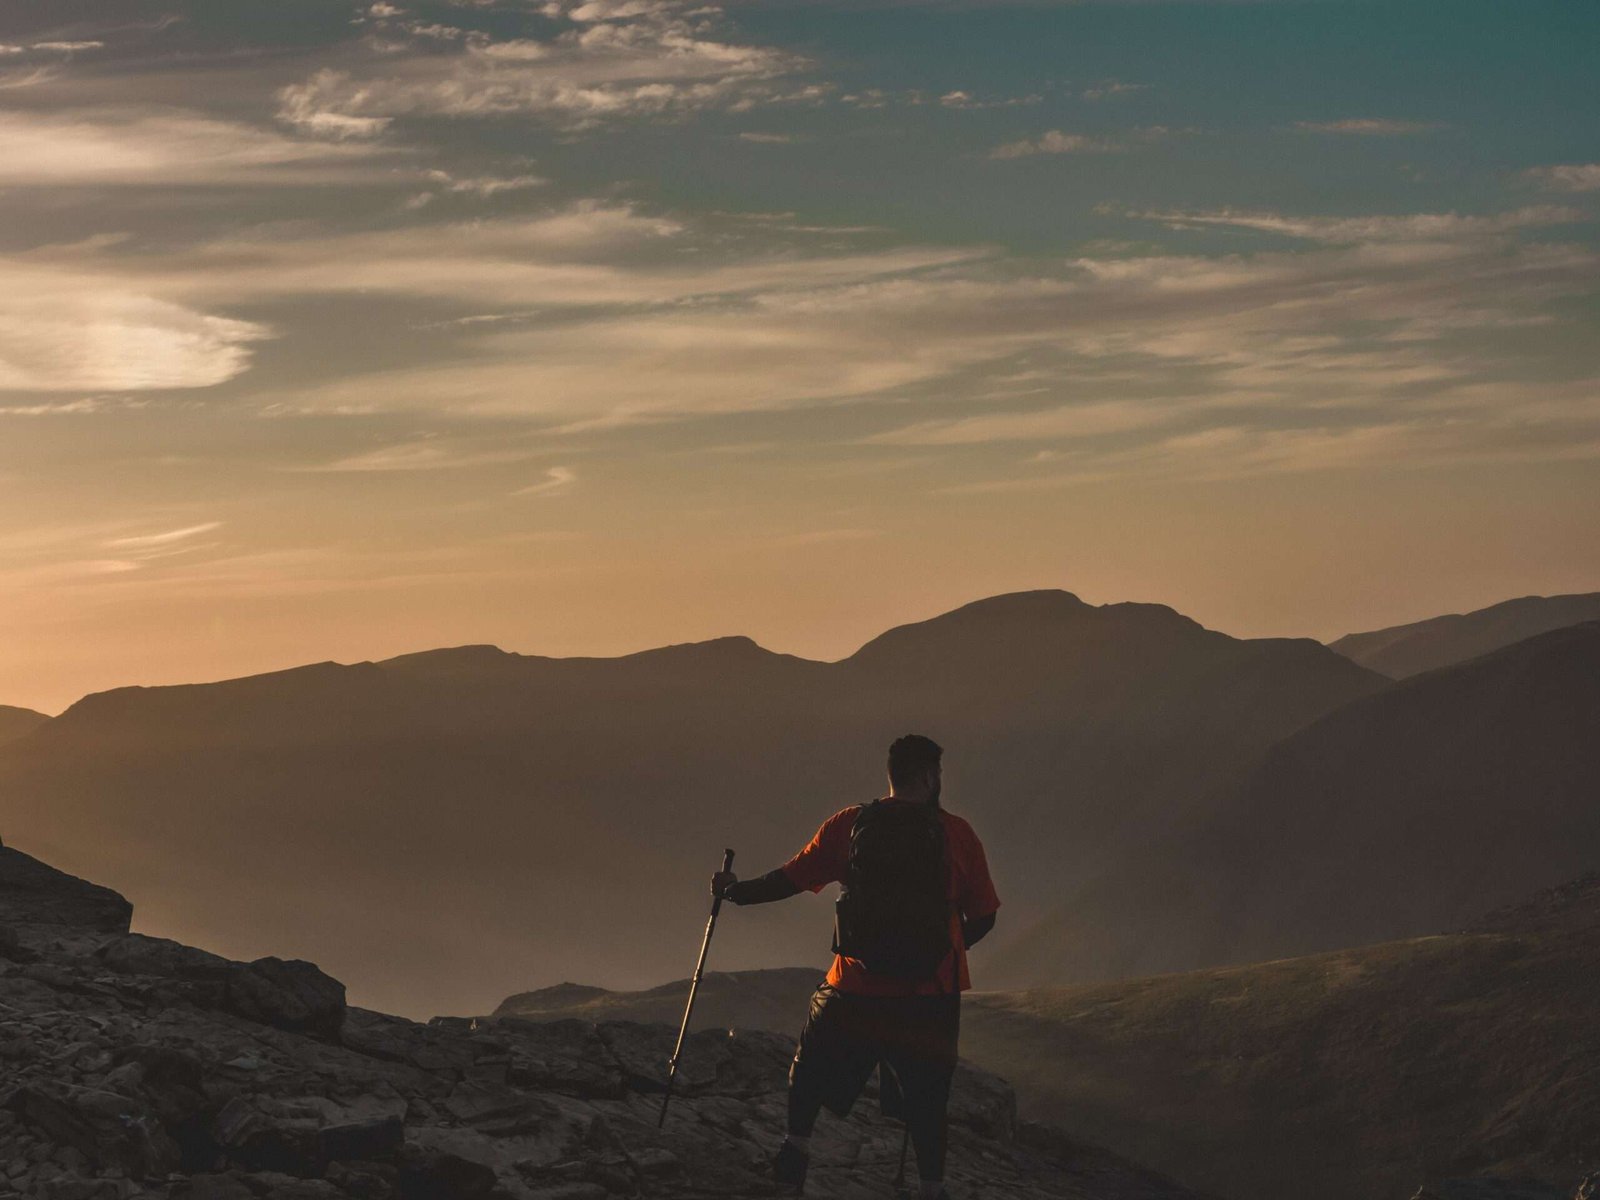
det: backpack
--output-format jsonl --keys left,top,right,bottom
{"left": 832, "top": 800, "right": 952, "bottom": 980}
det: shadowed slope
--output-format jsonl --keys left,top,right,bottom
{"left": 996, "top": 621, "right": 1600, "bottom": 985}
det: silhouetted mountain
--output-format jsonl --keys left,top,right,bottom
{"left": 0, "top": 589, "right": 1381, "bottom": 1016}
{"left": 0, "top": 843, "right": 1213, "bottom": 1200}
{"left": 0, "top": 704, "right": 48, "bottom": 747}
{"left": 1330, "top": 591, "right": 1600, "bottom": 678}
{"left": 963, "top": 875, "right": 1600, "bottom": 1200}
{"left": 997, "top": 621, "right": 1600, "bottom": 985}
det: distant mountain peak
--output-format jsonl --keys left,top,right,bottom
{"left": 846, "top": 588, "right": 1208, "bottom": 665}
{"left": 0, "top": 705, "right": 49, "bottom": 749}
{"left": 1330, "top": 590, "right": 1600, "bottom": 678}
{"left": 627, "top": 634, "right": 766, "bottom": 656}
{"left": 378, "top": 644, "right": 520, "bottom": 672}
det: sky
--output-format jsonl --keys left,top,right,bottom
{"left": 1, "top": 0, "right": 1597, "bottom": 713}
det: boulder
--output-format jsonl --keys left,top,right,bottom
{"left": 0, "top": 847, "right": 132, "bottom": 933}
{"left": 224, "top": 956, "right": 346, "bottom": 1038}
{"left": 395, "top": 1142, "right": 497, "bottom": 1200}
{"left": 10, "top": 1081, "right": 179, "bottom": 1177}
{"left": 97, "top": 933, "right": 232, "bottom": 981}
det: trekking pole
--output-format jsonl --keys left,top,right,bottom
{"left": 658, "top": 848, "right": 735, "bottom": 1127}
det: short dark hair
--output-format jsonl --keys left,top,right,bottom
{"left": 887, "top": 734, "right": 943, "bottom": 790}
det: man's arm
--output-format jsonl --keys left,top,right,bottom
{"left": 709, "top": 808, "right": 854, "bottom": 907}
{"left": 715, "top": 867, "right": 801, "bottom": 906}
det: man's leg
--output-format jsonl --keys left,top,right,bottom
{"left": 786, "top": 1060, "right": 827, "bottom": 1139}
{"left": 887, "top": 994, "right": 960, "bottom": 1197}
{"left": 779, "top": 985, "right": 876, "bottom": 1191}
{"left": 906, "top": 1104, "right": 949, "bottom": 1195}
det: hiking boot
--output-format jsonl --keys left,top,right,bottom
{"left": 772, "top": 1139, "right": 809, "bottom": 1193}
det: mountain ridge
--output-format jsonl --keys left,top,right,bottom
{"left": 0, "top": 588, "right": 1383, "bottom": 1016}
{"left": 1330, "top": 590, "right": 1600, "bottom": 678}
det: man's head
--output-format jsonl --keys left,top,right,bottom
{"left": 887, "top": 734, "right": 943, "bottom": 805}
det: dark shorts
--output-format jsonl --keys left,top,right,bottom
{"left": 790, "top": 983, "right": 960, "bottom": 1120}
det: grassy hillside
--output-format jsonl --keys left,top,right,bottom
{"left": 963, "top": 877, "right": 1600, "bottom": 1200}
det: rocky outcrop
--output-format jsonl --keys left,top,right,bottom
{"left": 0, "top": 845, "right": 1210, "bottom": 1200}
{"left": 0, "top": 847, "right": 133, "bottom": 934}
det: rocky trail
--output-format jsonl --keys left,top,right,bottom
{"left": 0, "top": 845, "right": 1209, "bottom": 1200}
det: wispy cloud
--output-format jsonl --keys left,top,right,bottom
{"left": 277, "top": 0, "right": 805, "bottom": 134}
{"left": 1130, "top": 205, "right": 1585, "bottom": 243}
{"left": 105, "top": 522, "right": 223, "bottom": 549}
{"left": 863, "top": 400, "right": 1183, "bottom": 446}
{"left": 1295, "top": 118, "right": 1443, "bottom": 136}
{"left": 425, "top": 169, "right": 549, "bottom": 196}
{"left": 0, "top": 109, "right": 396, "bottom": 186}
{"left": 512, "top": 465, "right": 577, "bottom": 496}
{"left": 990, "top": 130, "right": 1118, "bottom": 159}
{"left": 0, "top": 397, "right": 108, "bottom": 416}
{"left": 990, "top": 126, "right": 1177, "bottom": 159}
{"left": 293, "top": 441, "right": 545, "bottom": 472}
{"left": 1082, "top": 81, "right": 1147, "bottom": 101}
{"left": 1522, "top": 163, "right": 1600, "bottom": 194}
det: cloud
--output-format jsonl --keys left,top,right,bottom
{"left": 0, "top": 109, "right": 395, "bottom": 186}
{"left": 512, "top": 465, "right": 577, "bottom": 495}
{"left": 990, "top": 127, "right": 1176, "bottom": 159}
{"left": 277, "top": 0, "right": 804, "bottom": 133}
{"left": 937, "top": 89, "right": 1042, "bottom": 109}
{"left": 425, "top": 170, "right": 548, "bottom": 195}
{"left": 990, "top": 130, "right": 1116, "bottom": 159}
{"left": 0, "top": 39, "right": 104, "bottom": 56}
{"left": 294, "top": 441, "right": 545, "bottom": 472}
{"left": 1131, "top": 205, "right": 1585, "bottom": 243}
{"left": 1522, "top": 163, "right": 1600, "bottom": 194}
{"left": 0, "top": 265, "right": 270, "bottom": 392}
{"left": 105, "top": 523, "right": 223, "bottom": 549}
{"left": 863, "top": 400, "right": 1183, "bottom": 445}
{"left": 1082, "top": 81, "right": 1147, "bottom": 101}
{"left": 1295, "top": 118, "right": 1443, "bottom": 135}
{"left": 0, "top": 397, "right": 108, "bottom": 416}
{"left": 137, "top": 207, "right": 972, "bottom": 313}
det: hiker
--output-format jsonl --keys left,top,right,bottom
{"left": 711, "top": 734, "right": 1000, "bottom": 1199}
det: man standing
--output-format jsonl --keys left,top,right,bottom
{"left": 712, "top": 734, "right": 1000, "bottom": 1199}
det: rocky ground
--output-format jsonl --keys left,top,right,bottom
{"left": 0, "top": 845, "right": 1211, "bottom": 1200}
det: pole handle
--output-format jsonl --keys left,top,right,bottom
{"left": 720, "top": 848, "right": 736, "bottom": 874}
